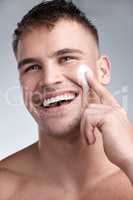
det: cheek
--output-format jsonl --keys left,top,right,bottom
{"left": 63, "top": 66, "right": 81, "bottom": 86}
{"left": 20, "top": 74, "right": 39, "bottom": 93}
{"left": 63, "top": 64, "right": 93, "bottom": 90}
{"left": 62, "top": 64, "right": 99, "bottom": 104}
{"left": 20, "top": 78, "right": 37, "bottom": 108}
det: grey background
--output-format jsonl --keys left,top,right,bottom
{"left": 0, "top": 0, "right": 133, "bottom": 160}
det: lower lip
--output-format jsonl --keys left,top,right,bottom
{"left": 40, "top": 96, "right": 78, "bottom": 113}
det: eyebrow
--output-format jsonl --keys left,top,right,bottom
{"left": 17, "top": 48, "right": 83, "bottom": 69}
{"left": 53, "top": 48, "right": 83, "bottom": 57}
{"left": 17, "top": 58, "right": 40, "bottom": 69}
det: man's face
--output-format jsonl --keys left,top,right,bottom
{"left": 16, "top": 19, "right": 107, "bottom": 138}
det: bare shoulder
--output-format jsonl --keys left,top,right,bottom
{"left": 0, "top": 142, "right": 39, "bottom": 176}
{"left": 0, "top": 143, "right": 39, "bottom": 199}
{"left": 0, "top": 167, "right": 24, "bottom": 200}
{"left": 97, "top": 169, "right": 133, "bottom": 199}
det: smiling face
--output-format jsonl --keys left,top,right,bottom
{"left": 16, "top": 19, "right": 110, "bottom": 138}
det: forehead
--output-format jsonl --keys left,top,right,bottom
{"left": 17, "top": 19, "right": 98, "bottom": 60}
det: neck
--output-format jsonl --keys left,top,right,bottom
{"left": 37, "top": 128, "right": 118, "bottom": 192}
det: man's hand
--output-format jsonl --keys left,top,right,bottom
{"left": 80, "top": 71, "right": 133, "bottom": 183}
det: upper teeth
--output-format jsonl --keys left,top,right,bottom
{"left": 43, "top": 94, "right": 75, "bottom": 107}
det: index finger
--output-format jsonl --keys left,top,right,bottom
{"left": 86, "top": 70, "right": 119, "bottom": 107}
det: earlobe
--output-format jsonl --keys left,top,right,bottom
{"left": 96, "top": 55, "right": 111, "bottom": 85}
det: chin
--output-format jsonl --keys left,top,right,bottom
{"left": 38, "top": 115, "right": 81, "bottom": 140}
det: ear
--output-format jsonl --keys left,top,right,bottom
{"left": 96, "top": 55, "right": 111, "bottom": 85}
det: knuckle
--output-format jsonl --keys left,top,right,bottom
{"left": 120, "top": 107, "right": 127, "bottom": 115}
{"left": 115, "top": 105, "right": 127, "bottom": 115}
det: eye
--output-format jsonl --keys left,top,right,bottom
{"left": 59, "top": 56, "right": 76, "bottom": 64}
{"left": 24, "top": 64, "right": 41, "bottom": 73}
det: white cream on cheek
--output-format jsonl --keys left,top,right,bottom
{"left": 77, "top": 64, "right": 93, "bottom": 90}
{"left": 77, "top": 64, "right": 93, "bottom": 108}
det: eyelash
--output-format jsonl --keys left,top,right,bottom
{"left": 24, "top": 64, "right": 41, "bottom": 73}
{"left": 58, "top": 56, "right": 77, "bottom": 64}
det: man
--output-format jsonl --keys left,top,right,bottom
{"left": 0, "top": 0, "right": 133, "bottom": 199}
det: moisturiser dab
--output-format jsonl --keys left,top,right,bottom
{"left": 77, "top": 64, "right": 93, "bottom": 108}
{"left": 77, "top": 64, "right": 93, "bottom": 88}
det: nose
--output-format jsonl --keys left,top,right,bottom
{"left": 39, "top": 63, "right": 63, "bottom": 88}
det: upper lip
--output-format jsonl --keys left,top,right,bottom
{"left": 43, "top": 90, "right": 79, "bottom": 100}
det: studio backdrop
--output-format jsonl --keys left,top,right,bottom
{"left": 0, "top": 0, "right": 133, "bottom": 160}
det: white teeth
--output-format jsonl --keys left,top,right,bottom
{"left": 43, "top": 94, "right": 76, "bottom": 107}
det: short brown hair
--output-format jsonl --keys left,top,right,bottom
{"left": 12, "top": 0, "right": 99, "bottom": 55}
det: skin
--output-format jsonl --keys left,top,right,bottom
{"left": 0, "top": 19, "right": 133, "bottom": 199}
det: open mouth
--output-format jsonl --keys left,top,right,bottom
{"left": 41, "top": 92, "right": 79, "bottom": 109}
